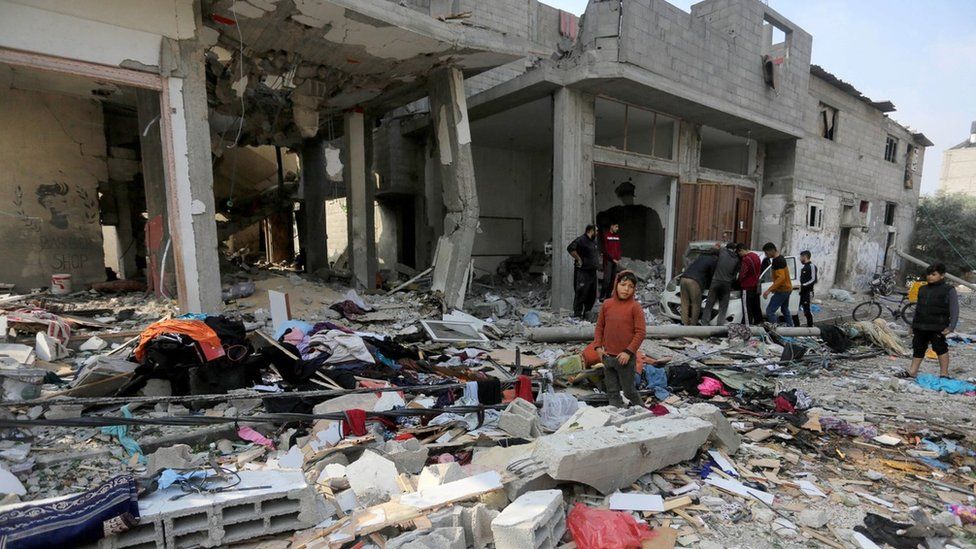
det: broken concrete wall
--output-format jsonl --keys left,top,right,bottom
{"left": 615, "top": 0, "right": 812, "bottom": 135}
{"left": 471, "top": 145, "right": 551, "bottom": 273}
{"left": 0, "top": 86, "right": 107, "bottom": 289}
{"left": 593, "top": 167, "right": 671, "bottom": 262}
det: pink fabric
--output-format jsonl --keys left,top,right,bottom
{"left": 238, "top": 426, "right": 276, "bottom": 450}
{"left": 697, "top": 377, "right": 729, "bottom": 397}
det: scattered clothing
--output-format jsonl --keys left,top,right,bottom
{"left": 134, "top": 319, "right": 224, "bottom": 362}
{"left": 697, "top": 376, "right": 729, "bottom": 397}
{"left": 514, "top": 375, "right": 535, "bottom": 403}
{"left": 915, "top": 373, "right": 976, "bottom": 394}
{"left": 342, "top": 409, "right": 368, "bottom": 436}
{"left": 477, "top": 379, "right": 503, "bottom": 406}
{"left": 330, "top": 300, "right": 368, "bottom": 320}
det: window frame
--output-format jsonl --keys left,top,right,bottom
{"left": 594, "top": 96, "right": 677, "bottom": 161}
{"left": 807, "top": 199, "right": 824, "bottom": 231}
{"left": 884, "top": 135, "right": 898, "bottom": 163}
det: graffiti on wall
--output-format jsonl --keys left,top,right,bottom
{"left": 10, "top": 182, "right": 101, "bottom": 276}
{"left": 13, "top": 182, "right": 98, "bottom": 231}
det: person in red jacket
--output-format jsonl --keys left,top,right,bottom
{"left": 737, "top": 243, "right": 762, "bottom": 325}
{"left": 600, "top": 223, "right": 623, "bottom": 299}
{"left": 592, "top": 270, "right": 646, "bottom": 408}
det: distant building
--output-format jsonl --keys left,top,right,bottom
{"left": 939, "top": 122, "right": 976, "bottom": 196}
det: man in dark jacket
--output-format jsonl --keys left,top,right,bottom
{"left": 567, "top": 225, "right": 601, "bottom": 319}
{"left": 703, "top": 243, "right": 741, "bottom": 325}
{"left": 679, "top": 246, "right": 718, "bottom": 326}
{"left": 907, "top": 263, "right": 959, "bottom": 378}
{"left": 798, "top": 250, "right": 818, "bottom": 327}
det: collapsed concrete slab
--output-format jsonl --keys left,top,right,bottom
{"left": 532, "top": 416, "right": 713, "bottom": 494}
{"left": 490, "top": 489, "right": 566, "bottom": 549}
{"left": 685, "top": 403, "right": 741, "bottom": 454}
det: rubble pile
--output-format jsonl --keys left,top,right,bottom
{"left": 0, "top": 272, "right": 976, "bottom": 548}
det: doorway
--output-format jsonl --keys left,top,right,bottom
{"left": 836, "top": 228, "right": 851, "bottom": 287}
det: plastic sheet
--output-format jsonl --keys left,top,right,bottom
{"left": 567, "top": 503, "right": 654, "bottom": 549}
{"left": 539, "top": 392, "right": 579, "bottom": 431}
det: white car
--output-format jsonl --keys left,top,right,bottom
{"left": 659, "top": 242, "right": 801, "bottom": 325}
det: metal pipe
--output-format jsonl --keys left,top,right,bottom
{"left": 895, "top": 249, "right": 976, "bottom": 292}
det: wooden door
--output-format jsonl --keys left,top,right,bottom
{"left": 733, "top": 188, "right": 754, "bottom": 246}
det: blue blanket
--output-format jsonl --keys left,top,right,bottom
{"left": 916, "top": 373, "right": 976, "bottom": 394}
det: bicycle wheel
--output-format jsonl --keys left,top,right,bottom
{"left": 899, "top": 302, "right": 916, "bottom": 326}
{"left": 852, "top": 301, "right": 882, "bottom": 322}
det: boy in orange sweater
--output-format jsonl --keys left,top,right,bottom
{"left": 592, "top": 270, "right": 647, "bottom": 408}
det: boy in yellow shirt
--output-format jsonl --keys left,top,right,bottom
{"left": 761, "top": 242, "right": 794, "bottom": 327}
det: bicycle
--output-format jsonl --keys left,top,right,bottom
{"left": 852, "top": 289, "right": 915, "bottom": 326}
{"left": 868, "top": 268, "right": 898, "bottom": 297}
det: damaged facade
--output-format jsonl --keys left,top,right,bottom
{"left": 0, "top": 0, "right": 930, "bottom": 315}
{"left": 376, "top": 0, "right": 933, "bottom": 310}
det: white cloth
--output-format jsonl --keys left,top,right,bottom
{"left": 308, "top": 330, "right": 375, "bottom": 364}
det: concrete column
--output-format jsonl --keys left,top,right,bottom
{"left": 300, "top": 136, "right": 329, "bottom": 273}
{"left": 159, "top": 34, "right": 222, "bottom": 314}
{"left": 551, "top": 88, "right": 595, "bottom": 313}
{"left": 343, "top": 109, "right": 377, "bottom": 289}
{"left": 136, "top": 88, "right": 176, "bottom": 297}
{"left": 428, "top": 67, "right": 479, "bottom": 310}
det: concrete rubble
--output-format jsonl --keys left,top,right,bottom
{"left": 0, "top": 269, "right": 975, "bottom": 549}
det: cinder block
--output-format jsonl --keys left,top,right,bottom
{"left": 497, "top": 398, "right": 542, "bottom": 439}
{"left": 98, "top": 470, "right": 323, "bottom": 548}
{"left": 490, "top": 490, "right": 566, "bottom": 549}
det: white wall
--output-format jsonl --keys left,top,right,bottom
{"left": 0, "top": 0, "right": 195, "bottom": 69}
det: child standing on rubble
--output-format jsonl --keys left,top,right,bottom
{"left": 592, "top": 270, "right": 646, "bottom": 408}
{"left": 907, "top": 263, "right": 959, "bottom": 378}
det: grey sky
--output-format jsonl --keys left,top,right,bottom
{"left": 543, "top": 0, "right": 976, "bottom": 195}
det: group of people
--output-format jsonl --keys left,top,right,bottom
{"left": 564, "top": 223, "right": 962, "bottom": 407}
{"left": 678, "top": 242, "right": 819, "bottom": 327}
{"left": 566, "top": 223, "right": 624, "bottom": 319}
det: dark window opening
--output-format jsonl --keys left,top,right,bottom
{"left": 819, "top": 103, "right": 837, "bottom": 140}
{"left": 884, "top": 135, "right": 898, "bottom": 163}
{"left": 807, "top": 203, "right": 823, "bottom": 229}
{"left": 884, "top": 202, "right": 896, "bottom": 226}
{"left": 859, "top": 200, "right": 870, "bottom": 214}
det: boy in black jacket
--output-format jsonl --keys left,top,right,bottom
{"left": 798, "top": 251, "right": 818, "bottom": 327}
{"left": 907, "top": 263, "right": 959, "bottom": 378}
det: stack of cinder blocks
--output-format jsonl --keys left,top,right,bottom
{"left": 96, "top": 470, "right": 323, "bottom": 548}
{"left": 490, "top": 489, "right": 566, "bottom": 549}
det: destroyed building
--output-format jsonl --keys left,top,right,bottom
{"left": 0, "top": 0, "right": 931, "bottom": 316}
{"left": 375, "top": 0, "right": 935, "bottom": 307}
{"left": 3, "top": 2, "right": 976, "bottom": 549}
